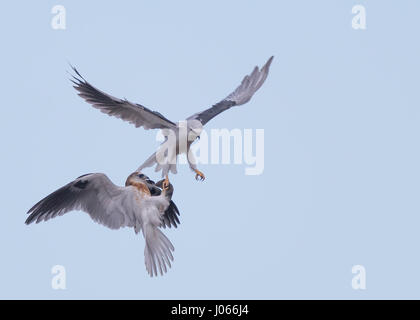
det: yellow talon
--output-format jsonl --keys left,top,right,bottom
{"left": 194, "top": 169, "right": 205, "bottom": 181}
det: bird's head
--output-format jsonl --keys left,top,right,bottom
{"left": 125, "top": 172, "right": 155, "bottom": 187}
{"left": 187, "top": 119, "right": 203, "bottom": 141}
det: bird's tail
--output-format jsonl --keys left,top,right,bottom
{"left": 143, "top": 223, "right": 174, "bottom": 277}
{"left": 137, "top": 151, "right": 177, "bottom": 178}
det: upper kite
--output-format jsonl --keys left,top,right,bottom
{"left": 71, "top": 56, "right": 274, "bottom": 180}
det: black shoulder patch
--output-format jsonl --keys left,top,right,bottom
{"left": 74, "top": 180, "right": 89, "bottom": 189}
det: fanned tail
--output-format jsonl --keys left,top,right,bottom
{"left": 143, "top": 224, "right": 174, "bottom": 277}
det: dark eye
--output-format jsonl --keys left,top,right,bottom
{"left": 138, "top": 174, "right": 145, "bottom": 179}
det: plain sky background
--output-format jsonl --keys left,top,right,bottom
{"left": 1, "top": 0, "right": 420, "bottom": 299}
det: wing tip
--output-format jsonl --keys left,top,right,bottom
{"left": 264, "top": 55, "right": 274, "bottom": 70}
{"left": 67, "top": 63, "right": 87, "bottom": 85}
{"left": 24, "top": 212, "right": 37, "bottom": 225}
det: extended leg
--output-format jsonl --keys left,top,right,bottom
{"left": 193, "top": 169, "right": 205, "bottom": 181}
{"left": 187, "top": 152, "right": 205, "bottom": 181}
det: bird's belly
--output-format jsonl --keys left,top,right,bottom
{"left": 159, "top": 133, "right": 187, "bottom": 155}
{"left": 176, "top": 130, "right": 189, "bottom": 154}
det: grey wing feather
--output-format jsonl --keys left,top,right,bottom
{"left": 161, "top": 201, "right": 180, "bottom": 229}
{"left": 26, "top": 173, "right": 135, "bottom": 230}
{"left": 188, "top": 56, "right": 274, "bottom": 125}
{"left": 70, "top": 66, "right": 177, "bottom": 130}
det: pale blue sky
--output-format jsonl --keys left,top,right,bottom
{"left": 1, "top": 0, "right": 420, "bottom": 299}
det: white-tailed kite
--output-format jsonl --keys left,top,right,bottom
{"left": 71, "top": 56, "right": 273, "bottom": 186}
{"left": 26, "top": 172, "right": 180, "bottom": 277}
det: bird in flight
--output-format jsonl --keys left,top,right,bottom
{"left": 71, "top": 56, "right": 273, "bottom": 186}
{"left": 26, "top": 172, "right": 180, "bottom": 277}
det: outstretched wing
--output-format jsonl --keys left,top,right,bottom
{"left": 26, "top": 173, "right": 135, "bottom": 230}
{"left": 71, "top": 67, "right": 177, "bottom": 130}
{"left": 188, "top": 56, "right": 274, "bottom": 125}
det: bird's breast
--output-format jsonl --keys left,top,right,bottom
{"left": 129, "top": 182, "right": 151, "bottom": 198}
